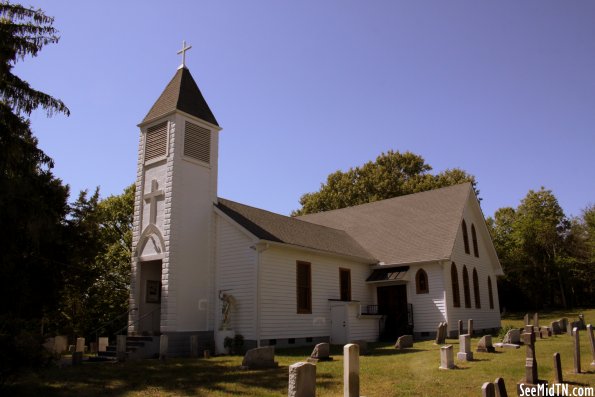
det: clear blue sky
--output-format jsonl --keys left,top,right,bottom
{"left": 14, "top": 1, "right": 595, "bottom": 218}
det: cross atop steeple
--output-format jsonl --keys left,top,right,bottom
{"left": 177, "top": 40, "right": 192, "bottom": 69}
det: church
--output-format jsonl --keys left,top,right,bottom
{"left": 128, "top": 48, "right": 503, "bottom": 355}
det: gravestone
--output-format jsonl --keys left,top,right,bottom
{"left": 570, "top": 321, "right": 580, "bottom": 336}
{"left": 98, "top": 337, "right": 109, "bottom": 352}
{"left": 495, "top": 377, "right": 508, "bottom": 397}
{"left": 503, "top": 328, "right": 520, "bottom": 344}
{"left": 288, "top": 361, "right": 316, "bottom": 397}
{"left": 344, "top": 343, "right": 359, "bottom": 397}
{"left": 533, "top": 313, "right": 539, "bottom": 328}
{"left": 395, "top": 335, "right": 413, "bottom": 349}
{"left": 72, "top": 351, "right": 83, "bottom": 366}
{"left": 482, "top": 382, "right": 496, "bottom": 397}
{"left": 524, "top": 325, "right": 534, "bottom": 335}
{"left": 550, "top": 321, "right": 561, "bottom": 335}
{"left": 559, "top": 318, "right": 568, "bottom": 333}
{"left": 116, "top": 335, "right": 127, "bottom": 362}
{"left": 524, "top": 313, "right": 530, "bottom": 326}
{"left": 522, "top": 332, "right": 538, "bottom": 385}
{"left": 435, "top": 322, "right": 446, "bottom": 344}
{"left": 54, "top": 335, "right": 68, "bottom": 354}
{"left": 458, "top": 320, "right": 463, "bottom": 338}
{"left": 75, "top": 337, "right": 85, "bottom": 353}
{"left": 587, "top": 324, "right": 595, "bottom": 367}
{"left": 159, "top": 334, "right": 168, "bottom": 361}
{"left": 494, "top": 342, "right": 520, "bottom": 349}
{"left": 578, "top": 314, "right": 586, "bottom": 330}
{"left": 439, "top": 345, "right": 455, "bottom": 369}
{"left": 477, "top": 335, "right": 495, "bottom": 353}
{"left": 553, "top": 352, "right": 563, "bottom": 384}
{"left": 241, "top": 346, "right": 279, "bottom": 369}
{"left": 309, "top": 342, "right": 332, "bottom": 362}
{"left": 457, "top": 334, "right": 473, "bottom": 361}
{"left": 350, "top": 340, "right": 368, "bottom": 355}
{"left": 572, "top": 327, "right": 581, "bottom": 374}
{"left": 468, "top": 319, "right": 474, "bottom": 337}
{"left": 539, "top": 327, "right": 550, "bottom": 339}
{"left": 190, "top": 335, "right": 199, "bottom": 358}
{"left": 89, "top": 342, "right": 98, "bottom": 354}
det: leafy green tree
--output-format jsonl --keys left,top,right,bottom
{"left": 487, "top": 188, "right": 594, "bottom": 309}
{"left": 292, "top": 150, "right": 477, "bottom": 215}
{"left": 55, "top": 185, "right": 134, "bottom": 339}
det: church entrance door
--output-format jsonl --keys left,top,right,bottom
{"left": 139, "top": 259, "right": 162, "bottom": 335}
{"left": 377, "top": 284, "right": 408, "bottom": 341}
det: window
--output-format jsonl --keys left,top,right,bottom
{"left": 296, "top": 261, "right": 312, "bottom": 313}
{"left": 462, "top": 220, "right": 470, "bottom": 254}
{"left": 339, "top": 268, "right": 351, "bottom": 301}
{"left": 416, "top": 269, "right": 429, "bottom": 294}
{"left": 462, "top": 265, "right": 471, "bottom": 308}
{"left": 144, "top": 121, "right": 168, "bottom": 162}
{"left": 451, "top": 263, "right": 460, "bottom": 308}
{"left": 471, "top": 224, "right": 479, "bottom": 257}
{"left": 473, "top": 268, "right": 481, "bottom": 309}
{"left": 488, "top": 276, "right": 494, "bottom": 309}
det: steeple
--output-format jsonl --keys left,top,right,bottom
{"left": 142, "top": 67, "right": 218, "bottom": 126}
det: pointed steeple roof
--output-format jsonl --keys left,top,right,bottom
{"left": 142, "top": 67, "right": 218, "bottom": 126}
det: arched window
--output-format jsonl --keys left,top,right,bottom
{"left": 471, "top": 224, "right": 479, "bottom": 257}
{"left": 473, "top": 268, "right": 481, "bottom": 309}
{"left": 462, "top": 265, "right": 471, "bottom": 308}
{"left": 462, "top": 220, "right": 470, "bottom": 254}
{"left": 488, "top": 276, "right": 494, "bottom": 309}
{"left": 416, "top": 269, "right": 429, "bottom": 294}
{"left": 451, "top": 263, "right": 460, "bottom": 308}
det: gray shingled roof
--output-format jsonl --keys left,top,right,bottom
{"left": 142, "top": 67, "right": 219, "bottom": 126}
{"left": 298, "top": 183, "right": 473, "bottom": 265}
{"left": 216, "top": 198, "right": 375, "bottom": 261}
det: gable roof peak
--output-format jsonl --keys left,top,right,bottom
{"left": 142, "top": 67, "right": 218, "bottom": 126}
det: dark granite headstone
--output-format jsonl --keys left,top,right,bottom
{"left": 553, "top": 352, "right": 563, "bottom": 384}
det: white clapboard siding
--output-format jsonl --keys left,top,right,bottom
{"left": 216, "top": 215, "right": 257, "bottom": 339}
{"left": 347, "top": 305, "right": 380, "bottom": 341}
{"left": 407, "top": 263, "right": 447, "bottom": 332}
{"left": 259, "top": 246, "right": 375, "bottom": 340}
{"left": 444, "top": 194, "right": 501, "bottom": 331}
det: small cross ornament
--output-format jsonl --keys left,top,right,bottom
{"left": 177, "top": 40, "right": 192, "bottom": 68}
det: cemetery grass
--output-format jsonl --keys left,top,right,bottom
{"left": 7, "top": 309, "right": 595, "bottom": 397}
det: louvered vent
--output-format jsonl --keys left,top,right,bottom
{"left": 184, "top": 122, "right": 210, "bottom": 164}
{"left": 144, "top": 122, "right": 168, "bottom": 161}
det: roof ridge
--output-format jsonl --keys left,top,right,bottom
{"left": 218, "top": 197, "right": 354, "bottom": 235}
{"left": 298, "top": 182, "right": 472, "bottom": 218}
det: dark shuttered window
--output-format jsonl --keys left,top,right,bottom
{"left": 144, "top": 122, "right": 168, "bottom": 161}
{"left": 184, "top": 121, "right": 210, "bottom": 163}
{"left": 472, "top": 224, "right": 479, "bottom": 257}
{"left": 473, "top": 268, "right": 481, "bottom": 309}
{"left": 451, "top": 263, "right": 460, "bottom": 308}
{"left": 296, "top": 261, "right": 312, "bottom": 314}
{"left": 462, "top": 219, "right": 470, "bottom": 254}
{"left": 463, "top": 265, "right": 471, "bottom": 308}
{"left": 339, "top": 268, "right": 351, "bottom": 301}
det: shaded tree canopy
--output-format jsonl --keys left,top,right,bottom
{"left": 292, "top": 150, "right": 477, "bottom": 216}
{"left": 487, "top": 188, "right": 594, "bottom": 310}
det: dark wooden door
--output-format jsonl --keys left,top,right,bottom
{"left": 377, "top": 285, "right": 408, "bottom": 340}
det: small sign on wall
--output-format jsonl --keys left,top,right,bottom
{"left": 146, "top": 280, "right": 161, "bottom": 303}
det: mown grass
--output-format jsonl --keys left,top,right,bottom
{"left": 6, "top": 309, "right": 595, "bottom": 396}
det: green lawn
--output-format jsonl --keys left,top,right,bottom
{"left": 7, "top": 309, "right": 595, "bottom": 396}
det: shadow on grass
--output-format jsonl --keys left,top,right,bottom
{"left": 6, "top": 357, "right": 291, "bottom": 397}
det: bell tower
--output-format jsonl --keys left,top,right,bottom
{"left": 129, "top": 42, "right": 221, "bottom": 352}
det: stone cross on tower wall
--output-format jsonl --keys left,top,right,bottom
{"left": 144, "top": 179, "right": 164, "bottom": 225}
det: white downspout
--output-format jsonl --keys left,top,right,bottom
{"left": 253, "top": 242, "right": 269, "bottom": 348}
